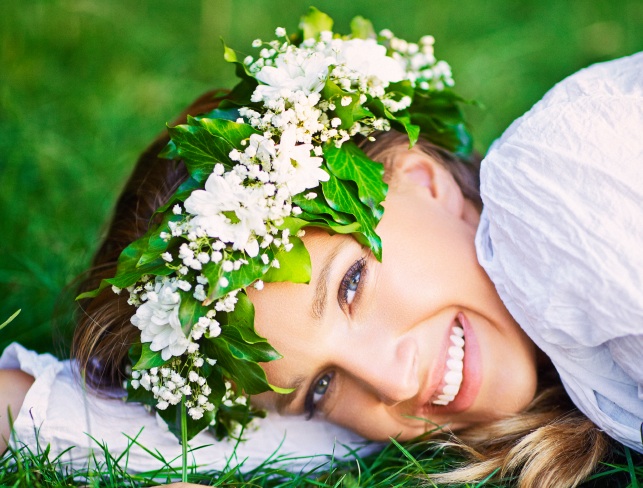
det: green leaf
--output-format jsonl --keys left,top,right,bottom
{"left": 299, "top": 7, "right": 333, "bottom": 40}
{"left": 157, "top": 401, "right": 215, "bottom": 442}
{"left": 293, "top": 192, "right": 353, "bottom": 225}
{"left": 0, "top": 309, "right": 20, "bottom": 331}
{"left": 138, "top": 213, "right": 182, "bottom": 266}
{"left": 221, "top": 326, "right": 281, "bottom": 364}
{"left": 197, "top": 107, "right": 241, "bottom": 122}
{"left": 178, "top": 292, "right": 211, "bottom": 336}
{"left": 323, "top": 142, "right": 387, "bottom": 219}
{"left": 132, "top": 343, "right": 167, "bottom": 370}
{"left": 322, "top": 80, "right": 373, "bottom": 130}
{"left": 202, "top": 338, "right": 272, "bottom": 395}
{"left": 350, "top": 16, "right": 375, "bottom": 39}
{"left": 369, "top": 98, "right": 421, "bottom": 147}
{"left": 125, "top": 381, "right": 157, "bottom": 406}
{"left": 321, "top": 171, "right": 382, "bottom": 260}
{"left": 262, "top": 236, "right": 311, "bottom": 284}
{"left": 202, "top": 249, "right": 272, "bottom": 303}
{"left": 270, "top": 383, "right": 295, "bottom": 394}
{"left": 159, "top": 139, "right": 178, "bottom": 159}
{"left": 168, "top": 117, "right": 259, "bottom": 183}
{"left": 106, "top": 237, "right": 173, "bottom": 290}
{"left": 225, "top": 292, "right": 255, "bottom": 331}
{"left": 409, "top": 90, "right": 474, "bottom": 156}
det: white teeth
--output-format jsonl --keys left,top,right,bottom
{"left": 445, "top": 370, "right": 463, "bottom": 385}
{"left": 431, "top": 324, "right": 465, "bottom": 407}
{"left": 450, "top": 334, "right": 464, "bottom": 348}
{"left": 447, "top": 358, "right": 463, "bottom": 371}
{"left": 448, "top": 346, "right": 464, "bottom": 360}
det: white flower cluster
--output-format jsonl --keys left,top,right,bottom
{"left": 131, "top": 355, "right": 219, "bottom": 420}
{"left": 120, "top": 25, "right": 456, "bottom": 428}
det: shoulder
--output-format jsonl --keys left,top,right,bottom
{"left": 0, "top": 369, "right": 34, "bottom": 453}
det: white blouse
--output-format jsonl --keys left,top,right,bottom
{"left": 475, "top": 52, "right": 643, "bottom": 453}
{"left": 0, "top": 343, "right": 378, "bottom": 472}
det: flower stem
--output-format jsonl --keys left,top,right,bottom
{"left": 181, "top": 398, "right": 188, "bottom": 482}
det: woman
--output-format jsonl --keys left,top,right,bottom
{"left": 2, "top": 10, "right": 641, "bottom": 487}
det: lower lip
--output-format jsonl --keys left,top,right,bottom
{"left": 427, "top": 312, "right": 482, "bottom": 414}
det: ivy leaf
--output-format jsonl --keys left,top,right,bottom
{"left": 350, "top": 16, "right": 375, "bottom": 39}
{"left": 202, "top": 338, "right": 271, "bottom": 395}
{"left": 178, "top": 291, "right": 211, "bottom": 336}
{"left": 300, "top": 7, "right": 333, "bottom": 40}
{"left": 224, "top": 293, "right": 254, "bottom": 332}
{"left": 409, "top": 90, "right": 474, "bottom": 156}
{"left": 322, "top": 80, "right": 373, "bottom": 130}
{"left": 323, "top": 142, "right": 387, "bottom": 219}
{"left": 262, "top": 236, "right": 311, "bottom": 284}
{"left": 102, "top": 236, "right": 172, "bottom": 291}
{"left": 368, "top": 99, "right": 420, "bottom": 147}
{"left": 220, "top": 326, "right": 280, "bottom": 364}
{"left": 321, "top": 171, "right": 382, "bottom": 260}
{"left": 132, "top": 343, "right": 166, "bottom": 371}
{"left": 202, "top": 249, "right": 273, "bottom": 303}
{"left": 138, "top": 213, "right": 182, "bottom": 266}
{"left": 196, "top": 107, "right": 241, "bottom": 122}
{"left": 293, "top": 192, "right": 352, "bottom": 225}
{"left": 167, "top": 117, "right": 259, "bottom": 183}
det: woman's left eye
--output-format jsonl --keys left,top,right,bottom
{"left": 339, "top": 257, "right": 366, "bottom": 308}
{"left": 304, "top": 372, "right": 334, "bottom": 419}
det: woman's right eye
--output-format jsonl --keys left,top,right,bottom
{"left": 304, "top": 372, "right": 334, "bottom": 419}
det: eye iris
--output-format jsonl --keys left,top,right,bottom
{"left": 315, "top": 374, "right": 331, "bottom": 394}
{"left": 349, "top": 271, "right": 361, "bottom": 291}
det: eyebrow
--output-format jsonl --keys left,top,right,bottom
{"left": 311, "top": 240, "right": 347, "bottom": 320}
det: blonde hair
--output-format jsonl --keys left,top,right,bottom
{"left": 74, "top": 92, "right": 611, "bottom": 485}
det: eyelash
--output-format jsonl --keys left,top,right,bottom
{"left": 338, "top": 257, "right": 367, "bottom": 310}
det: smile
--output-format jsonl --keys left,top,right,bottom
{"left": 431, "top": 321, "right": 465, "bottom": 406}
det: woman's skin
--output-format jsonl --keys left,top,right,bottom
{"left": 250, "top": 145, "right": 538, "bottom": 441}
{"left": 0, "top": 369, "right": 35, "bottom": 453}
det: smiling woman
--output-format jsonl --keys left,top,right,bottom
{"left": 1, "top": 8, "right": 642, "bottom": 488}
{"left": 249, "top": 137, "right": 538, "bottom": 441}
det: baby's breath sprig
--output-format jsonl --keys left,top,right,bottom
{"left": 78, "top": 7, "right": 472, "bottom": 443}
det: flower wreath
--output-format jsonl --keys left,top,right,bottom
{"left": 80, "top": 7, "right": 472, "bottom": 443}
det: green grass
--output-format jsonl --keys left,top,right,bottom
{"left": 2, "top": 430, "right": 642, "bottom": 487}
{"left": 1, "top": 0, "right": 643, "bottom": 486}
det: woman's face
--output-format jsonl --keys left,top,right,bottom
{"left": 249, "top": 146, "right": 538, "bottom": 441}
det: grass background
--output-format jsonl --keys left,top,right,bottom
{"left": 0, "top": 1, "right": 642, "bottom": 486}
{"left": 1, "top": 0, "right": 642, "bottom": 354}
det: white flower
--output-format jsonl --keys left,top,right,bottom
{"left": 252, "top": 49, "right": 330, "bottom": 102}
{"left": 271, "top": 127, "right": 329, "bottom": 195}
{"left": 335, "top": 38, "right": 405, "bottom": 85}
{"left": 130, "top": 278, "right": 190, "bottom": 361}
{"left": 275, "top": 27, "right": 286, "bottom": 37}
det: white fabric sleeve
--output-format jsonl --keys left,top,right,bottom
{"left": 476, "top": 52, "right": 643, "bottom": 453}
{"left": 0, "top": 343, "right": 380, "bottom": 472}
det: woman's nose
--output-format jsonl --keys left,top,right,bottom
{"left": 338, "top": 333, "right": 420, "bottom": 406}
